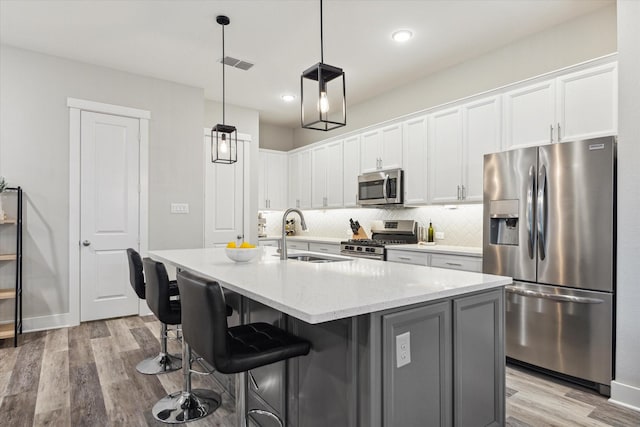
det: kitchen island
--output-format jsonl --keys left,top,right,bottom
{"left": 150, "top": 247, "right": 511, "bottom": 427}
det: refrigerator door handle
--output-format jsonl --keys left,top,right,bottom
{"left": 527, "top": 165, "right": 536, "bottom": 259}
{"left": 505, "top": 286, "right": 604, "bottom": 304}
{"left": 537, "top": 165, "right": 547, "bottom": 260}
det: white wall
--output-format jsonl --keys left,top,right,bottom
{"left": 292, "top": 4, "right": 617, "bottom": 147}
{"left": 612, "top": 0, "right": 640, "bottom": 411}
{"left": 259, "top": 123, "right": 294, "bottom": 151}
{"left": 0, "top": 45, "right": 204, "bottom": 324}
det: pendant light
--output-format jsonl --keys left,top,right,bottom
{"left": 211, "top": 15, "right": 237, "bottom": 164}
{"left": 301, "top": 0, "right": 346, "bottom": 131}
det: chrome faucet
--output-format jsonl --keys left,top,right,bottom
{"left": 281, "top": 208, "right": 308, "bottom": 260}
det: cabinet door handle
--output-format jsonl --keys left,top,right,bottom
{"left": 457, "top": 185, "right": 461, "bottom": 200}
{"left": 461, "top": 185, "right": 466, "bottom": 200}
{"left": 399, "top": 256, "right": 412, "bottom": 261}
{"left": 82, "top": 240, "right": 91, "bottom": 247}
{"left": 319, "top": 248, "right": 328, "bottom": 252}
{"left": 557, "top": 122, "right": 561, "bottom": 141}
{"left": 550, "top": 124, "right": 554, "bottom": 143}
{"left": 446, "top": 262, "right": 463, "bottom": 266}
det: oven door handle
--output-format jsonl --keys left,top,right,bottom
{"left": 383, "top": 174, "right": 389, "bottom": 203}
{"left": 505, "top": 285, "right": 604, "bottom": 304}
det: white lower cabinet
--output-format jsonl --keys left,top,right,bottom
{"left": 430, "top": 254, "right": 482, "bottom": 273}
{"left": 387, "top": 249, "right": 482, "bottom": 273}
{"left": 386, "top": 250, "right": 430, "bottom": 266}
{"left": 309, "top": 242, "right": 341, "bottom": 255}
{"left": 287, "top": 241, "right": 309, "bottom": 251}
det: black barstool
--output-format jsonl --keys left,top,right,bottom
{"left": 146, "top": 259, "right": 221, "bottom": 424}
{"left": 176, "top": 270, "right": 311, "bottom": 427}
{"left": 126, "top": 249, "right": 182, "bottom": 375}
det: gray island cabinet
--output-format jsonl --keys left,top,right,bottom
{"left": 149, "top": 247, "right": 509, "bottom": 427}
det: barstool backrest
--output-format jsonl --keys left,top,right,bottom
{"left": 176, "top": 270, "right": 230, "bottom": 371}
{"left": 127, "top": 248, "right": 146, "bottom": 299}
{"left": 143, "top": 258, "right": 174, "bottom": 320}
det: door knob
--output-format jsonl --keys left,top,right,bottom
{"left": 82, "top": 240, "right": 91, "bottom": 247}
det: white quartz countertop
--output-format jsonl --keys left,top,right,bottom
{"left": 258, "top": 235, "right": 344, "bottom": 244}
{"left": 385, "top": 244, "right": 483, "bottom": 257}
{"left": 150, "top": 247, "right": 509, "bottom": 324}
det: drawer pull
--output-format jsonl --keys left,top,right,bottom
{"left": 319, "top": 248, "right": 328, "bottom": 252}
{"left": 399, "top": 257, "right": 412, "bottom": 261}
{"left": 445, "top": 262, "right": 462, "bottom": 266}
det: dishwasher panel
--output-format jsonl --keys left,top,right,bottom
{"left": 505, "top": 282, "right": 613, "bottom": 386}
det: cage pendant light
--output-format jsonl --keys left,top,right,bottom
{"left": 211, "top": 15, "right": 237, "bottom": 164}
{"left": 301, "top": 0, "right": 346, "bottom": 131}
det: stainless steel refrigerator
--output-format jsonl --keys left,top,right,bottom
{"left": 483, "top": 136, "right": 615, "bottom": 395}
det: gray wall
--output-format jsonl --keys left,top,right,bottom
{"left": 0, "top": 44, "right": 207, "bottom": 321}
{"left": 614, "top": 0, "right": 640, "bottom": 407}
{"left": 292, "top": 4, "right": 617, "bottom": 147}
{"left": 259, "top": 122, "right": 294, "bottom": 151}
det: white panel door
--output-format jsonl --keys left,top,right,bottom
{"left": 204, "top": 135, "right": 245, "bottom": 246}
{"left": 80, "top": 112, "right": 139, "bottom": 321}
{"left": 503, "top": 80, "right": 555, "bottom": 149}
{"left": 343, "top": 135, "right": 360, "bottom": 207}
{"left": 403, "top": 116, "right": 428, "bottom": 205}
{"left": 381, "top": 123, "right": 403, "bottom": 170}
{"left": 311, "top": 146, "right": 328, "bottom": 208}
{"left": 462, "top": 96, "right": 502, "bottom": 202}
{"left": 360, "top": 130, "right": 381, "bottom": 172}
{"left": 429, "top": 107, "right": 462, "bottom": 204}
{"left": 556, "top": 62, "right": 618, "bottom": 142}
{"left": 299, "top": 149, "right": 312, "bottom": 209}
{"left": 325, "top": 140, "right": 344, "bottom": 207}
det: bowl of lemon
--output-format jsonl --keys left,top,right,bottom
{"left": 225, "top": 241, "right": 259, "bottom": 262}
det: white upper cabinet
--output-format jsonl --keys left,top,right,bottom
{"left": 343, "top": 135, "right": 361, "bottom": 207}
{"left": 556, "top": 62, "right": 617, "bottom": 142}
{"left": 462, "top": 96, "right": 502, "bottom": 202}
{"left": 289, "top": 150, "right": 312, "bottom": 209}
{"left": 429, "top": 107, "right": 463, "bottom": 204}
{"left": 429, "top": 96, "right": 502, "bottom": 204}
{"left": 402, "top": 116, "right": 428, "bottom": 205}
{"left": 312, "top": 140, "right": 343, "bottom": 208}
{"left": 258, "top": 149, "right": 288, "bottom": 210}
{"left": 503, "top": 80, "right": 556, "bottom": 149}
{"left": 360, "top": 123, "right": 403, "bottom": 173}
{"left": 503, "top": 60, "right": 617, "bottom": 150}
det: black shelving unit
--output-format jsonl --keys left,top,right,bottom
{"left": 0, "top": 187, "right": 23, "bottom": 347}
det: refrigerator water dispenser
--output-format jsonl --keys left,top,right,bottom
{"left": 489, "top": 199, "right": 519, "bottom": 246}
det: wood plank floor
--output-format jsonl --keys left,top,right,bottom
{"left": 1, "top": 316, "right": 639, "bottom": 426}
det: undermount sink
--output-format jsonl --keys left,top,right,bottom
{"left": 275, "top": 253, "right": 352, "bottom": 263}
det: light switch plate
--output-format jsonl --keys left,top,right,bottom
{"left": 435, "top": 231, "right": 445, "bottom": 240}
{"left": 171, "top": 203, "right": 189, "bottom": 214}
{"left": 396, "top": 332, "right": 411, "bottom": 368}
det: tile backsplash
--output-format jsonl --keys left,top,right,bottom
{"left": 261, "top": 204, "right": 483, "bottom": 247}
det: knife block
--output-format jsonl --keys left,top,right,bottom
{"left": 352, "top": 227, "right": 369, "bottom": 240}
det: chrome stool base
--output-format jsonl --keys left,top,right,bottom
{"left": 152, "top": 389, "right": 221, "bottom": 424}
{"left": 136, "top": 352, "right": 182, "bottom": 375}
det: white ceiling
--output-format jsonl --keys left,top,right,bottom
{"left": 0, "top": 0, "right": 613, "bottom": 127}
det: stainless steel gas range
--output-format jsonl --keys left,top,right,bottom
{"left": 340, "top": 220, "right": 418, "bottom": 260}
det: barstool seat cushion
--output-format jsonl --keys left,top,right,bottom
{"left": 223, "top": 323, "right": 310, "bottom": 374}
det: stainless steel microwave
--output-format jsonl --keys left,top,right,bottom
{"left": 357, "top": 169, "right": 403, "bottom": 206}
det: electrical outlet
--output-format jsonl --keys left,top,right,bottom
{"left": 170, "top": 203, "right": 189, "bottom": 214}
{"left": 435, "top": 231, "right": 445, "bottom": 240}
{"left": 396, "top": 332, "right": 411, "bottom": 368}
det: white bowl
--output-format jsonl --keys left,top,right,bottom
{"left": 225, "top": 247, "right": 259, "bottom": 262}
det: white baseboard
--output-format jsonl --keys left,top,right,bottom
{"left": 610, "top": 380, "right": 640, "bottom": 412}
{"left": 22, "top": 312, "right": 76, "bottom": 333}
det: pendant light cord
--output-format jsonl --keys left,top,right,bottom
{"left": 320, "top": 0, "right": 324, "bottom": 64}
{"left": 222, "top": 22, "right": 226, "bottom": 125}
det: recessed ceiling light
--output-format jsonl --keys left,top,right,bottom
{"left": 391, "top": 29, "right": 413, "bottom": 43}
{"left": 281, "top": 94, "right": 296, "bottom": 102}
